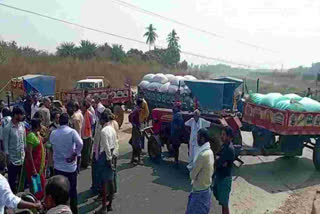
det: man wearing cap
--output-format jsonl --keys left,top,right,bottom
{"left": 185, "top": 109, "right": 211, "bottom": 169}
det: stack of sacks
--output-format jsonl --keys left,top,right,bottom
{"left": 140, "top": 73, "right": 197, "bottom": 94}
{"left": 165, "top": 74, "right": 176, "bottom": 82}
{"left": 138, "top": 80, "right": 150, "bottom": 89}
{"left": 143, "top": 74, "right": 155, "bottom": 82}
{"left": 260, "top": 93, "right": 284, "bottom": 108}
{"left": 170, "top": 76, "right": 185, "bottom": 86}
{"left": 249, "top": 92, "right": 320, "bottom": 112}
{"left": 168, "top": 85, "right": 185, "bottom": 94}
{"left": 299, "top": 97, "right": 320, "bottom": 112}
{"left": 147, "top": 82, "right": 163, "bottom": 91}
{"left": 151, "top": 73, "right": 169, "bottom": 84}
{"left": 249, "top": 93, "right": 266, "bottom": 105}
{"left": 159, "top": 82, "right": 170, "bottom": 93}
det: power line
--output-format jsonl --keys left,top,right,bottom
{"left": 110, "top": 0, "right": 278, "bottom": 53}
{"left": 0, "top": 3, "right": 146, "bottom": 45}
{"left": 0, "top": 2, "right": 260, "bottom": 68}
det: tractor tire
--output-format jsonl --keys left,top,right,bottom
{"left": 148, "top": 135, "right": 162, "bottom": 160}
{"left": 113, "top": 105, "right": 124, "bottom": 128}
{"left": 313, "top": 139, "right": 320, "bottom": 171}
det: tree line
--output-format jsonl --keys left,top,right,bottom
{"left": 0, "top": 24, "right": 183, "bottom": 68}
{"left": 56, "top": 24, "right": 182, "bottom": 67}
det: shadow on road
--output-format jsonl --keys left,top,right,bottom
{"left": 234, "top": 156, "right": 320, "bottom": 193}
{"left": 116, "top": 149, "right": 192, "bottom": 193}
{"left": 77, "top": 190, "right": 100, "bottom": 214}
{"left": 143, "top": 156, "right": 191, "bottom": 192}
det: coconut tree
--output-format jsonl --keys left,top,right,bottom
{"left": 76, "top": 40, "right": 97, "bottom": 59}
{"left": 167, "top": 29, "right": 180, "bottom": 49}
{"left": 164, "top": 29, "right": 181, "bottom": 66}
{"left": 56, "top": 42, "right": 77, "bottom": 57}
{"left": 143, "top": 24, "right": 158, "bottom": 50}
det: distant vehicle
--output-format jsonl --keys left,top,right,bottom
{"left": 10, "top": 74, "right": 56, "bottom": 97}
{"left": 60, "top": 76, "right": 133, "bottom": 127}
{"left": 75, "top": 76, "right": 107, "bottom": 89}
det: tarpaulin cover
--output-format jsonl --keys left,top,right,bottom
{"left": 214, "top": 76, "right": 243, "bottom": 88}
{"left": 184, "top": 80, "right": 236, "bottom": 111}
{"left": 20, "top": 75, "right": 56, "bottom": 96}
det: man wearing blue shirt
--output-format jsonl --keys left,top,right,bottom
{"left": 3, "top": 107, "right": 26, "bottom": 193}
{"left": 170, "top": 102, "right": 185, "bottom": 167}
{"left": 50, "top": 113, "right": 83, "bottom": 214}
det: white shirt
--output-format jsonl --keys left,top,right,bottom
{"left": 31, "top": 102, "right": 40, "bottom": 119}
{"left": 89, "top": 106, "right": 96, "bottom": 125}
{"left": 0, "top": 174, "right": 21, "bottom": 214}
{"left": 185, "top": 118, "right": 211, "bottom": 146}
{"left": 93, "top": 125, "right": 117, "bottom": 161}
{"left": 97, "top": 103, "right": 105, "bottom": 114}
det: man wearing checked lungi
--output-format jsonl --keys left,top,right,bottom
{"left": 212, "top": 126, "right": 235, "bottom": 214}
{"left": 186, "top": 128, "right": 214, "bottom": 214}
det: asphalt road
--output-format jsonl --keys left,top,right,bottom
{"left": 76, "top": 117, "right": 320, "bottom": 214}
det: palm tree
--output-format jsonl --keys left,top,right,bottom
{"left": 167, "top": 29, "right": 180, "bottom": 49}
{"left": 143, "top": 24, "right": 158, "bottom": 50}
{"left": 77, "top": 40, "right": 97, "bottom": 59}
{"left": 56, "top": 42, "right": 77, "bottom": 57}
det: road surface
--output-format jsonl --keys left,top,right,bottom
{"left": 76, "top": 115, "right": 320, "bottom": 214}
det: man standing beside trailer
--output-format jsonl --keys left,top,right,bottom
{"left": 170, "top": 102, "right": 185, "bottom": 167}
{"left": 185, "top": 109, "right": 211, "bottom": 170}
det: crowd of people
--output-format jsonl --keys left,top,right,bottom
{"left": 0, "top": 94, "right": 121, "bottom": 214}
{"left": 0, "top": 90, "right": 236, "bottom": 214}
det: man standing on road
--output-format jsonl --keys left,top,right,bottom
{"left": 92, "top": 111, "right": 117, "bottom": 213}
{"left": 71, "top": 102, "right": 84, "bottom": 137}
{"left": 138, "top": 91, "right": 149, "bottom": 152}
{"left": 212, "top": 126, "right": 235, "bottom": 214}
{"left": 3, "top": 107, "right": 26, "bottom": 193}
{"left": 185, "top": 110, "right": 211, "bottom": 169}
{"left": 129, "top": 99, "right": 143, "bottom": 164}
{"left": 81, "top": 100, "right": 93, "bottom": 169}
{"left": 50, "top": 113, "right": 83, "bottom": 214}
{"left": 94, "top": 95, "right": 105, "bottom": 122}
{"left": 38, "top": 97, "right": 51, "bottom": 127}
{"left": 186, "top": 128, "right": 214, "bottom": 214}
{"left": 31, "top": 94, "right": 40, "bottom": 119}
{"left": 170, "top": 102, "right": 184, "bottom": 167}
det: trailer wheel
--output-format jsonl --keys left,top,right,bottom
{"left": 148, "top": 135, "right": 162, "bottom": 160}
{"left": 113, "top": 105, "right": 124, "bottom": 128}
{"left": 313, "top": 139, "right": 320, "bottom": 171}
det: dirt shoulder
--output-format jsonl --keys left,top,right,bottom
{"left": 272, "top": 186, "right": 319, "bottom": 214}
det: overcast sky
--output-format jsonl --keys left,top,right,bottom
{"left": 0, "top": 0, "right": 320, "bottom": 69}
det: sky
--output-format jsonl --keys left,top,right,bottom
{"left": 0, "top": 0, "right": 320, "bottom": 69}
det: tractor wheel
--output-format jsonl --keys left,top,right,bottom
{"left": 313, "top": 139, "right": 320, "bottom": 171}
{"left": 113, "top": 105, "right": 124, "bottom": 128}
{"left": 148, "top": 135, "right": 162, "bottom": 160}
